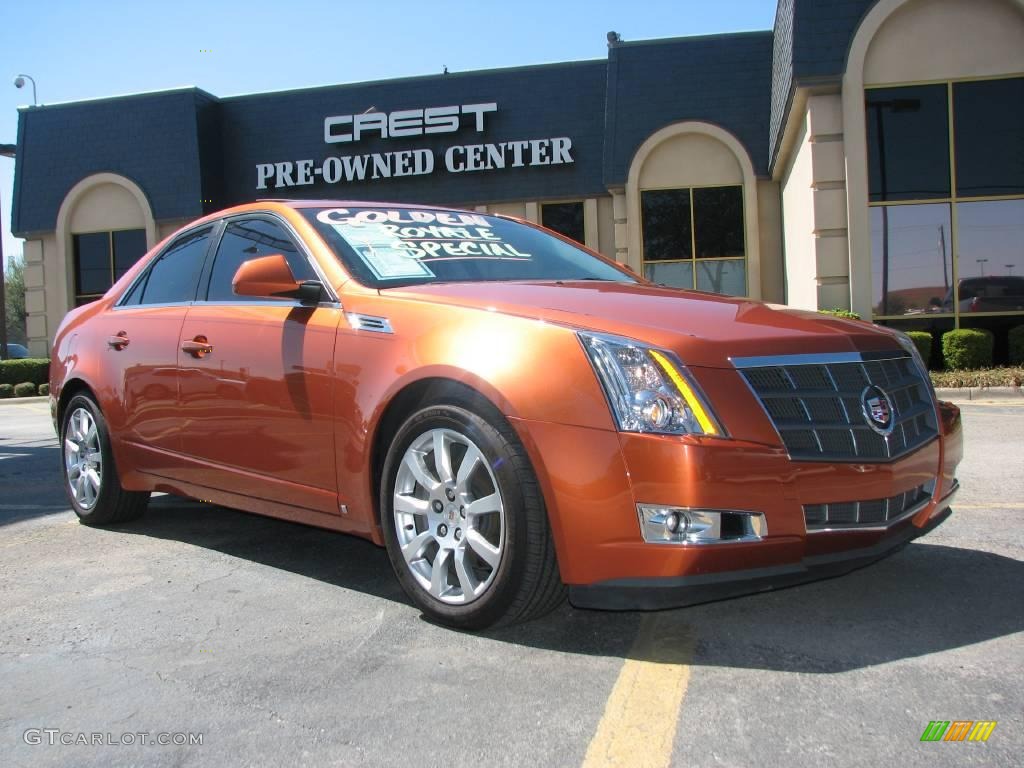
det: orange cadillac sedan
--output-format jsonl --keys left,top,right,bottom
{"left": 50, "top": 201, "right": 963, "bottom": 629}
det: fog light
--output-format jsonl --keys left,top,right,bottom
{"left": 637, "top": 505, "right": 766, "bottom": 545}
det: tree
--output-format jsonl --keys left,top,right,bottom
{"left": 4, "top": 255, "right": 26, "bottom": 346}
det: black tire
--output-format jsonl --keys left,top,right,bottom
{"left": 60, "top": 393, "right": 149, "bottom": 526}
{"left": 380, "top": 399, "right": 564, "bottom": 629}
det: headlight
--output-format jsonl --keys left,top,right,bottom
{"left": 892, "top": 329, "right": 937, "bottom": 402}
{"left": 578, "top": 331, "right": 724, "bottom": 436}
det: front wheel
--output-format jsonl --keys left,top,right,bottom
{"left": 380, "top": 401, "right": 564, "bottom": 629}
{"left": 60, "top": 393, "right": 149, "bottom": 525}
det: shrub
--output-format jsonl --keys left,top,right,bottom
{"left": 0, "top": 383, "right": 13, "bottom": 399}
{"left": 38, "top": 383, "right": 50, "bottom": 396}
{"left": 1010, "top": 325, "right": 1024, "bottom": 366}
{"left": 906, "top": 331, "right": 932, "bottom": 366}
{"left": 818, "top": 309, "right": 862, "bottom": 320}
{"left": 13, "top": 382, "right": 37, "bottom": 397}
{"left": 0, "top": 358, "right": 50, "bottom": 386}
{"left": 942, "top": 328, "right": 994, "bottom": 370}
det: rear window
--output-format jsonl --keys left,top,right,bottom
{"left": 300, "top": 207, "right": 633, "bottom": 289}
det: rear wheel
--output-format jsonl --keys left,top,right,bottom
{"left": 381, "top": 401, "right": 564, "bottom": 629}
{"left": 61, "top": 394, "right": 149, "bottom": 525}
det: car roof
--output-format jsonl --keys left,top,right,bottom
{"left": 254, "top": 199, "right": 484, "bottom": 214}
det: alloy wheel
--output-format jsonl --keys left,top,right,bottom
{"left": 393, "top": 428, "right": 505, "bottom": 604}
{"left": 64, "top": 407, "right": 103, "bottom": 511}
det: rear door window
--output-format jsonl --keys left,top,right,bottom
{"left": 123, "top": 227, "right": 213, "bottom": 306}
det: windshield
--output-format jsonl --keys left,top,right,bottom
{"left": 300, "top": 206, "right": 635, "bottom": 289}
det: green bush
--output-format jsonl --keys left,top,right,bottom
{"left": 0, "top": 383, "right": 13, "bottom": 399}
{"left": 38, "top": 383, "right": 50, "bottom": 396}
{"left": 0, "top": 358, "right": 50, "bottom": 386}
{"left": 13, "top": 382, "right": 36, "bottom": 397}
{"left": 906, "top": 331, "right": 932, "bottom": 366}
{"left": 1010, "top": 325, "right": 1024, "bottom": 366}
{"left": 818, "top": 309, "right": 862, "bottom": 320}
{"left": 942, "top": 328, "right": 994, "bottom": 370}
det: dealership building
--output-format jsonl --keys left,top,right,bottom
{"left": 10, "top": 0, "right": 1024, "bottom": 359}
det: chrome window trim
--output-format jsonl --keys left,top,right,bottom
{"left": 730, "top": 350, "right": 911, "bottom": 368}
{"left": 112, "top": 300, "right": 194, "bottom": 311}
{"left": 191, "top": 299, "right": 342, "bottom": 309}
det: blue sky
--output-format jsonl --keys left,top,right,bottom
{"left": 0, "top": 0, "right": 777, "bottom": 262}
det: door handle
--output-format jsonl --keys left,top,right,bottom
{"left": 181, "top": 337, "right": 214, "bottom": 358}
{"left": 107, "top": 332, "right": 130, "bottom": 350}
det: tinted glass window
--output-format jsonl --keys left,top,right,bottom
{"left": 113, "top": 229, "right": 148, "bottom": 279}
{"left": 207, "top": 218, "right": 315, "bottom": 301}
{"left": 640, "top": 189, "right": 692, "bottom": 262}
{"left": 73, "top": 232, "right": 111, "bottom": 297}
{"left": 955, "top": 199, "right": 1024, "bottom": 311}
{"left": 954, "top": 77, "right": 1024, "bottom": 198}
{"left": 867, "top": 84, "right": 950, "bottom": 202}
{"left": 541, "top": 202, "right": 585, "bottom": 244}
{"left": 302, "top": 207, "right": 633, "bottom": 289}
{"left": 870, "top": 204, "right": 952, "bottom": 316}
{"left": 138, "top": 228, "right": 212, "bottom": 305}
{"left": 693, "top": 187, "right": 744, "bottom": 259}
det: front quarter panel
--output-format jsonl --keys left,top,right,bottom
{"left": 333, "top": 293, "right": 616, "bottom": 539}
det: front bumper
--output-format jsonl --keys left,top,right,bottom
{"left": 569, "top": 490, "right": 955, "bottom": 610}
{"left": 512, "top": 400, "right": 962, "bottom": 608}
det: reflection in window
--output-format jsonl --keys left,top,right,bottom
{"left": 866, "top": 84, "right": 950, "bottom": 202}
{"left": 72, "top": 228, "right": 147, "bottom": 305}
{"left": 955, "top": 200, "right": 1024, "bottom": 313}
{"left": 870, "top": 204, "right": 952, "bottom": 317}
{"left": 954, "top": 77, "right": 1024, "bottom": 198}
{"left": 541, "top": 202, "right": 585, "bottom": 244}
{"left": 207, "top": 218, "right": 314, "bottom": 302}
{"left": 641, "top": 186, "right": 746, "bottom": 296}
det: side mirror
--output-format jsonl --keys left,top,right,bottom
{"left": 232, "top": 254, "right": 323, "bottom": 305}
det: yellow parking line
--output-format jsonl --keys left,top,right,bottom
{"left": 582, "top": 614, "right": 695, "bottom": 768}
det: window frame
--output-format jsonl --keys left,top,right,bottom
{"left": 115, "top": 224, "right": 217, "bottom": 308}
{"left": 72, "top": 227, "right": 148, "bottom": 305}
{"left": 194, "top": 212, "right": 338, "bottom": 306}
{"left": 639, "top": 182, "right": 748, "bottom": 295}
{"left": 866, "top": 72, "right": 1024, "bottom": 326}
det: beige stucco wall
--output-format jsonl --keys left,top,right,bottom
{"left": 636, "top": 133, "right": 743, "bottom": 189}
{"left": 756, "top": 180, "right": 784, "bottom": 303}
{"left": 23, "top": 173, "right": 157, "bottom": 353}
{"left": 624, "top": 122, "right": 763, "bottom": 298}
{"left": 864, "top": 0, "right": 1024, "bottom": 85}
{"left": 781, "top": 111, "right": 817, "bottom": 309}
{"left": 596, "top": 195, "right": 615, "bottom": 260}
{"left": 780, "top": 93, "right": 851, "bottom": 311}
{"left": 843, "top": 0, "right": 1024, "bottom": 318}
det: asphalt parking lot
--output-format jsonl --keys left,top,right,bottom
{"left": 1, "top": 398, "right": 1021, "bottom": 767}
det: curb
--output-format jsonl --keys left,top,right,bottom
{"left": 934, "top": 386, "right": 1024, "bottom": 403}
{"left": 0, "top": 395, "right": 50, "bottom": 405}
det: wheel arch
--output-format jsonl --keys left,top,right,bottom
{"left": 366, "top": 376, "right": 559, "bottom": 558}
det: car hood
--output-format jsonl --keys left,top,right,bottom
{"left": 385, "top": 280, "right": 902, "bottom": 368}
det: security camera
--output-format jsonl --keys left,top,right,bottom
{"left": 13, "top": 76, "right": 25, "bottom": 88}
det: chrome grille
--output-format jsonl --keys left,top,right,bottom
{"left": 734, "top": 352, "right": 938, "bottom": 462}
{"left": 803, "top": 482, "right": 934, "bottom": 530}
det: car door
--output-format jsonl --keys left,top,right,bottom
{"left": 175, "top": 214, "right": 342, "bottom": 514}
{"left": 94, "top": 226, "right": 215, "bottom": 475}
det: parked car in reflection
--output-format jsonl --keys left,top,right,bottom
{"left": 49, "top": 201, "right": 963, "bottom": 628}
{"left": 1, "top": 342, "right": 30, "bottom": 360}
{"left": 943, "top": 275, "right": 1024, "bottom": 313}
